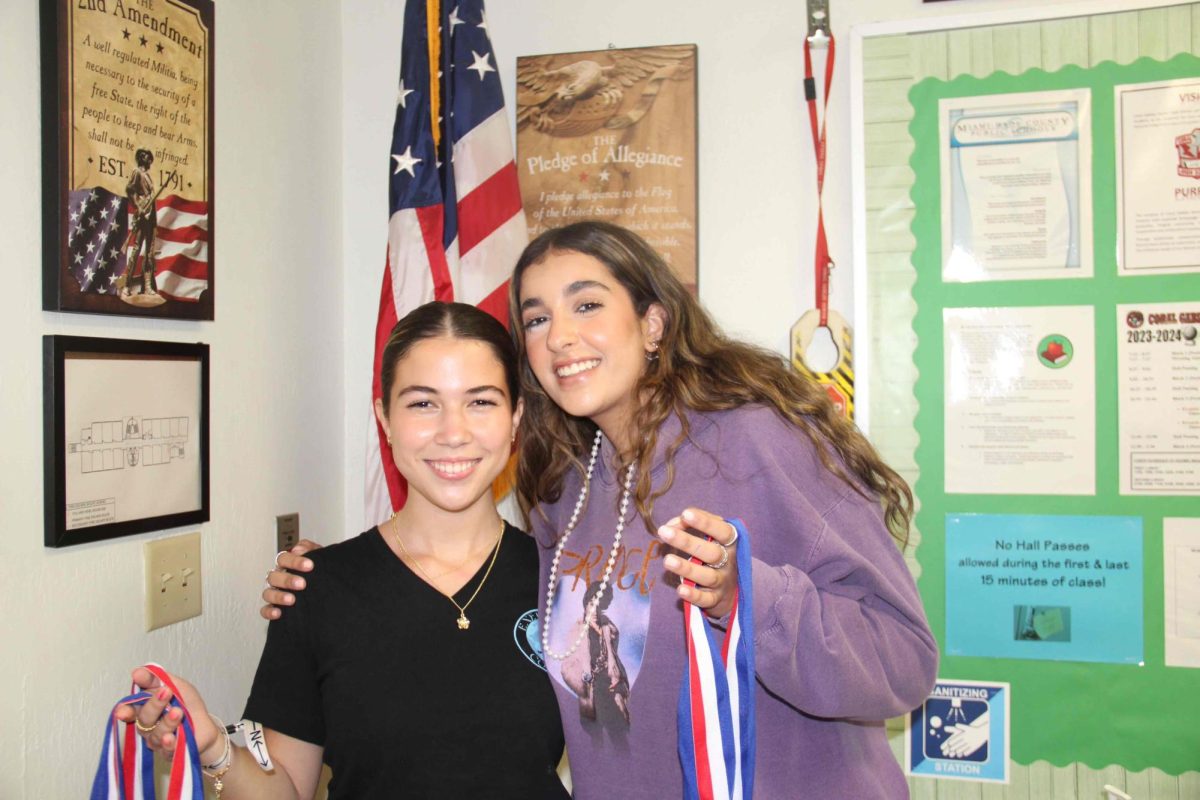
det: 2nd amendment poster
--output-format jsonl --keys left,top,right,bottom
{"left": 42, "top": 0, "right": 214, "bottom": 319}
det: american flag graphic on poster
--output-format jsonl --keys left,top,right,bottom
{"left": 365, "top": 0, "right": 526, "bottom": 524}
{"left": 66, "top": 188, "right": 210, "bottom": 303}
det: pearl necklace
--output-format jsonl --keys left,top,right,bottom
{"left": 542, "top": 429, "right": 636, "bottom": 662}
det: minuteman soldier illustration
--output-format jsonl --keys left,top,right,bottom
{"left": 118, "top": 148, "right": 173, "bottom": 307}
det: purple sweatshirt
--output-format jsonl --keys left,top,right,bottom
{"left": 533, "top": 406, "right": 938, "bottom": 799}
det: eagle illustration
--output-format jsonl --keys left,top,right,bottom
{"left": 516, "top": 45, "right": 694, "bottom": 137}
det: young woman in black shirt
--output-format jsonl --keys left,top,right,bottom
{"left": 117, "top": 302, "right": 568, "bottom": 799}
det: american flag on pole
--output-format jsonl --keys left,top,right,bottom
{"left": 365, "top": 0, "right": 526, "bottom": 524}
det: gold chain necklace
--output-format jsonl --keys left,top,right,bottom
{"left": 408, "top": 535, "right": 500, "bottom": 580}
{"left": 391, "top": 514, "right": 505, "bottom": 630}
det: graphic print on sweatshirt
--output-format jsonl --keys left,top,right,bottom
{"left": 546, "top": 539, "right": 665, "bottom": 731}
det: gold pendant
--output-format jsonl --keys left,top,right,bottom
{"left": 457, "top": 613, "right": 470, "bottom": 630}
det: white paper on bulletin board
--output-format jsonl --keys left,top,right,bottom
{"left": 1115, "top": 77, "right": 1200, "bottom": 276}
{"left": 940, "top": 89, "right": 1093, "bottom": 283}
{"left": 1117, "top": 302, "right": 1200, "bottom": 496}
{"left": 1165, "top": 517, "right": 1200, "bottom": 667}
{"left": 944, "top": 305, "right": 1095, "bottom": 495}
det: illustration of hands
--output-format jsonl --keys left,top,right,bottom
{"left": 940, "top": 710, "right": 989, "bottom": 759}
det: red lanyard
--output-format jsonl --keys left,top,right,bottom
{"left": 803, "top": 34, "right": 836, "bottom": 327}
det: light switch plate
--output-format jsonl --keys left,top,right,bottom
{"left": 145, "top": 532, "right": 202, "bottom": 631}
{"left": 276, "top": 513, "right": 299, "bottom": 552}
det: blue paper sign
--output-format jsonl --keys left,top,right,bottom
{"left": 907, "top": 680, "right": 1009, "bottom": 783}
{"left": 945, "top": 514, "right": 1143, "bottom": 664}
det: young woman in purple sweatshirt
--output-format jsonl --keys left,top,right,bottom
{"left": 268, "top": 221, "right": 937, "bottom": 797}
{"left": 510, "top": 221, "right": 937, "bottom": 798}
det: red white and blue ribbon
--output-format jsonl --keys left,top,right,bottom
{"left": 678, "top": 519, "right": 756, "bottom": 800}
{"left": 91, "top": 664, "right": 204, "bottom": 800}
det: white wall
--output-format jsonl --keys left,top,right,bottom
{"left": 338, "top": 0, "right": 1107, "bottom": 534}
{"left": 0, "top": 2, "right": 343, "bottom": 796}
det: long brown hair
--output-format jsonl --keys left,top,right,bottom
{"left": 508, "top": 221, "right": 912, "bottom": 544}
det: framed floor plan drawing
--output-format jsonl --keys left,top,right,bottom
{"left": 43, "top": 335, "right": 209, "bottom": 547}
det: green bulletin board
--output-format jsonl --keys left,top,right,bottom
{"left": 908, "top": 52, "right": 1200, "bottom": 776}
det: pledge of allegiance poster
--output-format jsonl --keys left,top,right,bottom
{"left": 516, "top": 44, "right": 697, "bottom": 292}
{"left": 44, "top": 0, "right": 213, "bottom": 319}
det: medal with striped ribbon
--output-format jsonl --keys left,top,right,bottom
{"left": 90, "top": 664, "right": 204, "bottom": 800}
{"left": 677, "top": 519, "right": 756, "bottom": 800}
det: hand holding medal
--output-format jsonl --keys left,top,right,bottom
{"left": 93, "top": 664, "right": 214, "bottom": 799}
{"left": 657, "top": 507, "right": 741, "bottom": 620}
{"left": 114, "top": 666, "right": 222, "bottom": 763}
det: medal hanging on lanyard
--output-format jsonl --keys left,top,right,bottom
{"left": 91, "top": 664, "right": 204, "bottom": 800}
{"left": 790, "top": 0, "right": 854, "bottom": 420}
{"left": 677, "top": 520, "right": 755, "bottom": 800}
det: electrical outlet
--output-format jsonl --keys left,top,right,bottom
{"left": 276, "top": 512, "right": 299, "bottom": 552}
{"left": 144, "top": 532, "right": 202, "bottom": 631}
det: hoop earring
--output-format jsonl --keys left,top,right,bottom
{"left": 645, "top": 340, "right": 660, "bottom": 362}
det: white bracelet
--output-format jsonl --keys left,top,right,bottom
{"left": 204, "top": 716, "right": 274, "bottom": 772}
{"left": 202, "top": 713, "right": 233, "bottom": 773}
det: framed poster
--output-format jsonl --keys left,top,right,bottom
{"left": 44, "top": 336, "right": 210, "bottom": 547}
{"left": 40, "top": 0, "right": 215, "bottom": 320}
{"left": 516, "top": 44, "right": 698, "bottom": 292}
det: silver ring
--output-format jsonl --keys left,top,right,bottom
{"left": 273, "top": 550, "right": 288, "bottom": 569}
{"left": 708, "top": 523, "right": 739, "bottom": 569}
{"left": 710, "top": 546, "right": 730, "bottom": 570}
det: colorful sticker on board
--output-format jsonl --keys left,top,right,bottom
{"left": 1036, "top": 333, "right": 1073, "bottom": 368}
{"left": 906, "top": 679, "right": 1009, "bottom": 783}
{"left": 945, "top": 514, "right": 1143, "bottom": 664}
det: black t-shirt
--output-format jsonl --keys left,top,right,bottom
{"left": 244, "top": 523, "right": 568, "bottom": 799}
